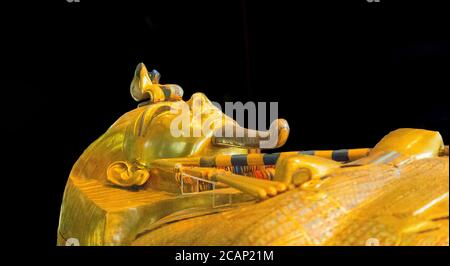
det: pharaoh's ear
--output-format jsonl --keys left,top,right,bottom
{"left": 107, "top": 161, "right": 150, "bottom": 187}
{"left": 130, "top": 63, "right": 153, "bottom": 101}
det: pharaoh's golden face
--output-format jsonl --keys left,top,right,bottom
{"left": 123, "top": 93, "right": 249, "bottom": 166}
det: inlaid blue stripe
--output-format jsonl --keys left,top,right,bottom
{"left": 298, "top": 150, "right": 315, "bottom": 156}
{"left": 263, "top": 153, "right": 280, "bottom": 165}
{"left": 234, "top": 165, "right": 242, "bottom": 175}
{"left": 162, "top": 87, "right": 171, "bottom": 99}
{"left": 231, "top": 154, "right": 248, "bottom": 166}
{"left": 332, "top": 149, "right": 349, "bottom": 162}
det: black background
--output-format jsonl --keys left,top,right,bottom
{"left": 2, "top": 0, "right": 449, "bottom": 260}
